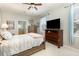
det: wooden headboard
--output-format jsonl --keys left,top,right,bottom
{"left": 0, "top": 34, "right": 5, "bottom": 40}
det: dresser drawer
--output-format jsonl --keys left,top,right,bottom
{"left": 46, "top": 38, "right": 58, "bottom": 44}
{"left": 46, "top": 31, "right": 59, "bottom": 36}
{"left": 45, "top": 33, "right": 59, "bottom": 38}
{"left": 46, "top": 36, "right": 58, "bottom": 42}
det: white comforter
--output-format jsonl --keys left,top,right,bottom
{"left": 0, "top": 34, "right": 44, "bottom": 56}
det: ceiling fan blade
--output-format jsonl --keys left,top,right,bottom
{"left": 28, "top": 6, "right": 32, "bottom": 10}
{"left": 34, "top": 3, "right": 42, "bottom": 6}
{"left": 34, "top": 7, "right": 38, "bottom": 10}
{"left": 23, "top": 3, "right": 31, "bottom": 5}
{"left": 23, "top": 3, "right": 42, "bottom": 6}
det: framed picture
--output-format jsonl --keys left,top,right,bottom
{"left": 7, "top": 20, "right": 15, "bottom": 30}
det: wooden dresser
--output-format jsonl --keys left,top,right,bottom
{"left": 45, "top": 29, "right": 63, "bottom": 48}
{"left": 28, "top": 25, "right": 37, "bottom": 33}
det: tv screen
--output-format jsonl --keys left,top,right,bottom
{"left": 47, "top": 18, "right": 60, "bottom": 29}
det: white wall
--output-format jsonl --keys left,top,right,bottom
{"left": 1, "top": 11, "right": 29, "bottom": 22}
{"left": 47, "top": 6, "right": 70, "bottom": 45}
{"left": 0, "top": 8, "right": 42, "bottom": 34}
{"left": 0, "top": 9, "right": 30, "bottom": 34}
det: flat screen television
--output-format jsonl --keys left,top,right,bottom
{"left": 47, "top": 18, "right": 60, "bottom": 29}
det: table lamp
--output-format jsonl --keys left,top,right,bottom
{"left": 1, "top": 23, "right": 8, "bottom": 31}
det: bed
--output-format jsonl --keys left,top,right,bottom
{"left": 0, "top": 31, "right": 45, "bottom": 56}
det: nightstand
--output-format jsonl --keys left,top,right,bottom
{"left": 0, "top": 42, "right": 1, "bottom": 44}
{"left": 0, "top": 36, "right": 2, "bottom": 44}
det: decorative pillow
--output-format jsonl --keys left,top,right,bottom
{"left": 0, "top": 31, "right": 13, "bottom": 40}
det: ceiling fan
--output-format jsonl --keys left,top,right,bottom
{"left": 23, "top": 3, "right": 42, "bottom": 10}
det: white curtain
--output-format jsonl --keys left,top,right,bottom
{"left": 68, "top": 4, "right": 75, "bottom": 45}
{"left": 39, "top": 17, "right": 47, "bottom": 34}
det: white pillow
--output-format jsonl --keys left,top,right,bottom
{"left": 0, "top": 31, "right": 13, "bottom": 40}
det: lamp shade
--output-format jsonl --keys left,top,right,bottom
{"left": 1, "top": 23, "right": 8, "bottom": 29}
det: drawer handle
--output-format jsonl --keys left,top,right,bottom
{"left": 48, "top": 31, "right": 50, "bottom": 33}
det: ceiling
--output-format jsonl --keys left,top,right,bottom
{"left": 0, "top": 3, "right": 69, "bottom": 18}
